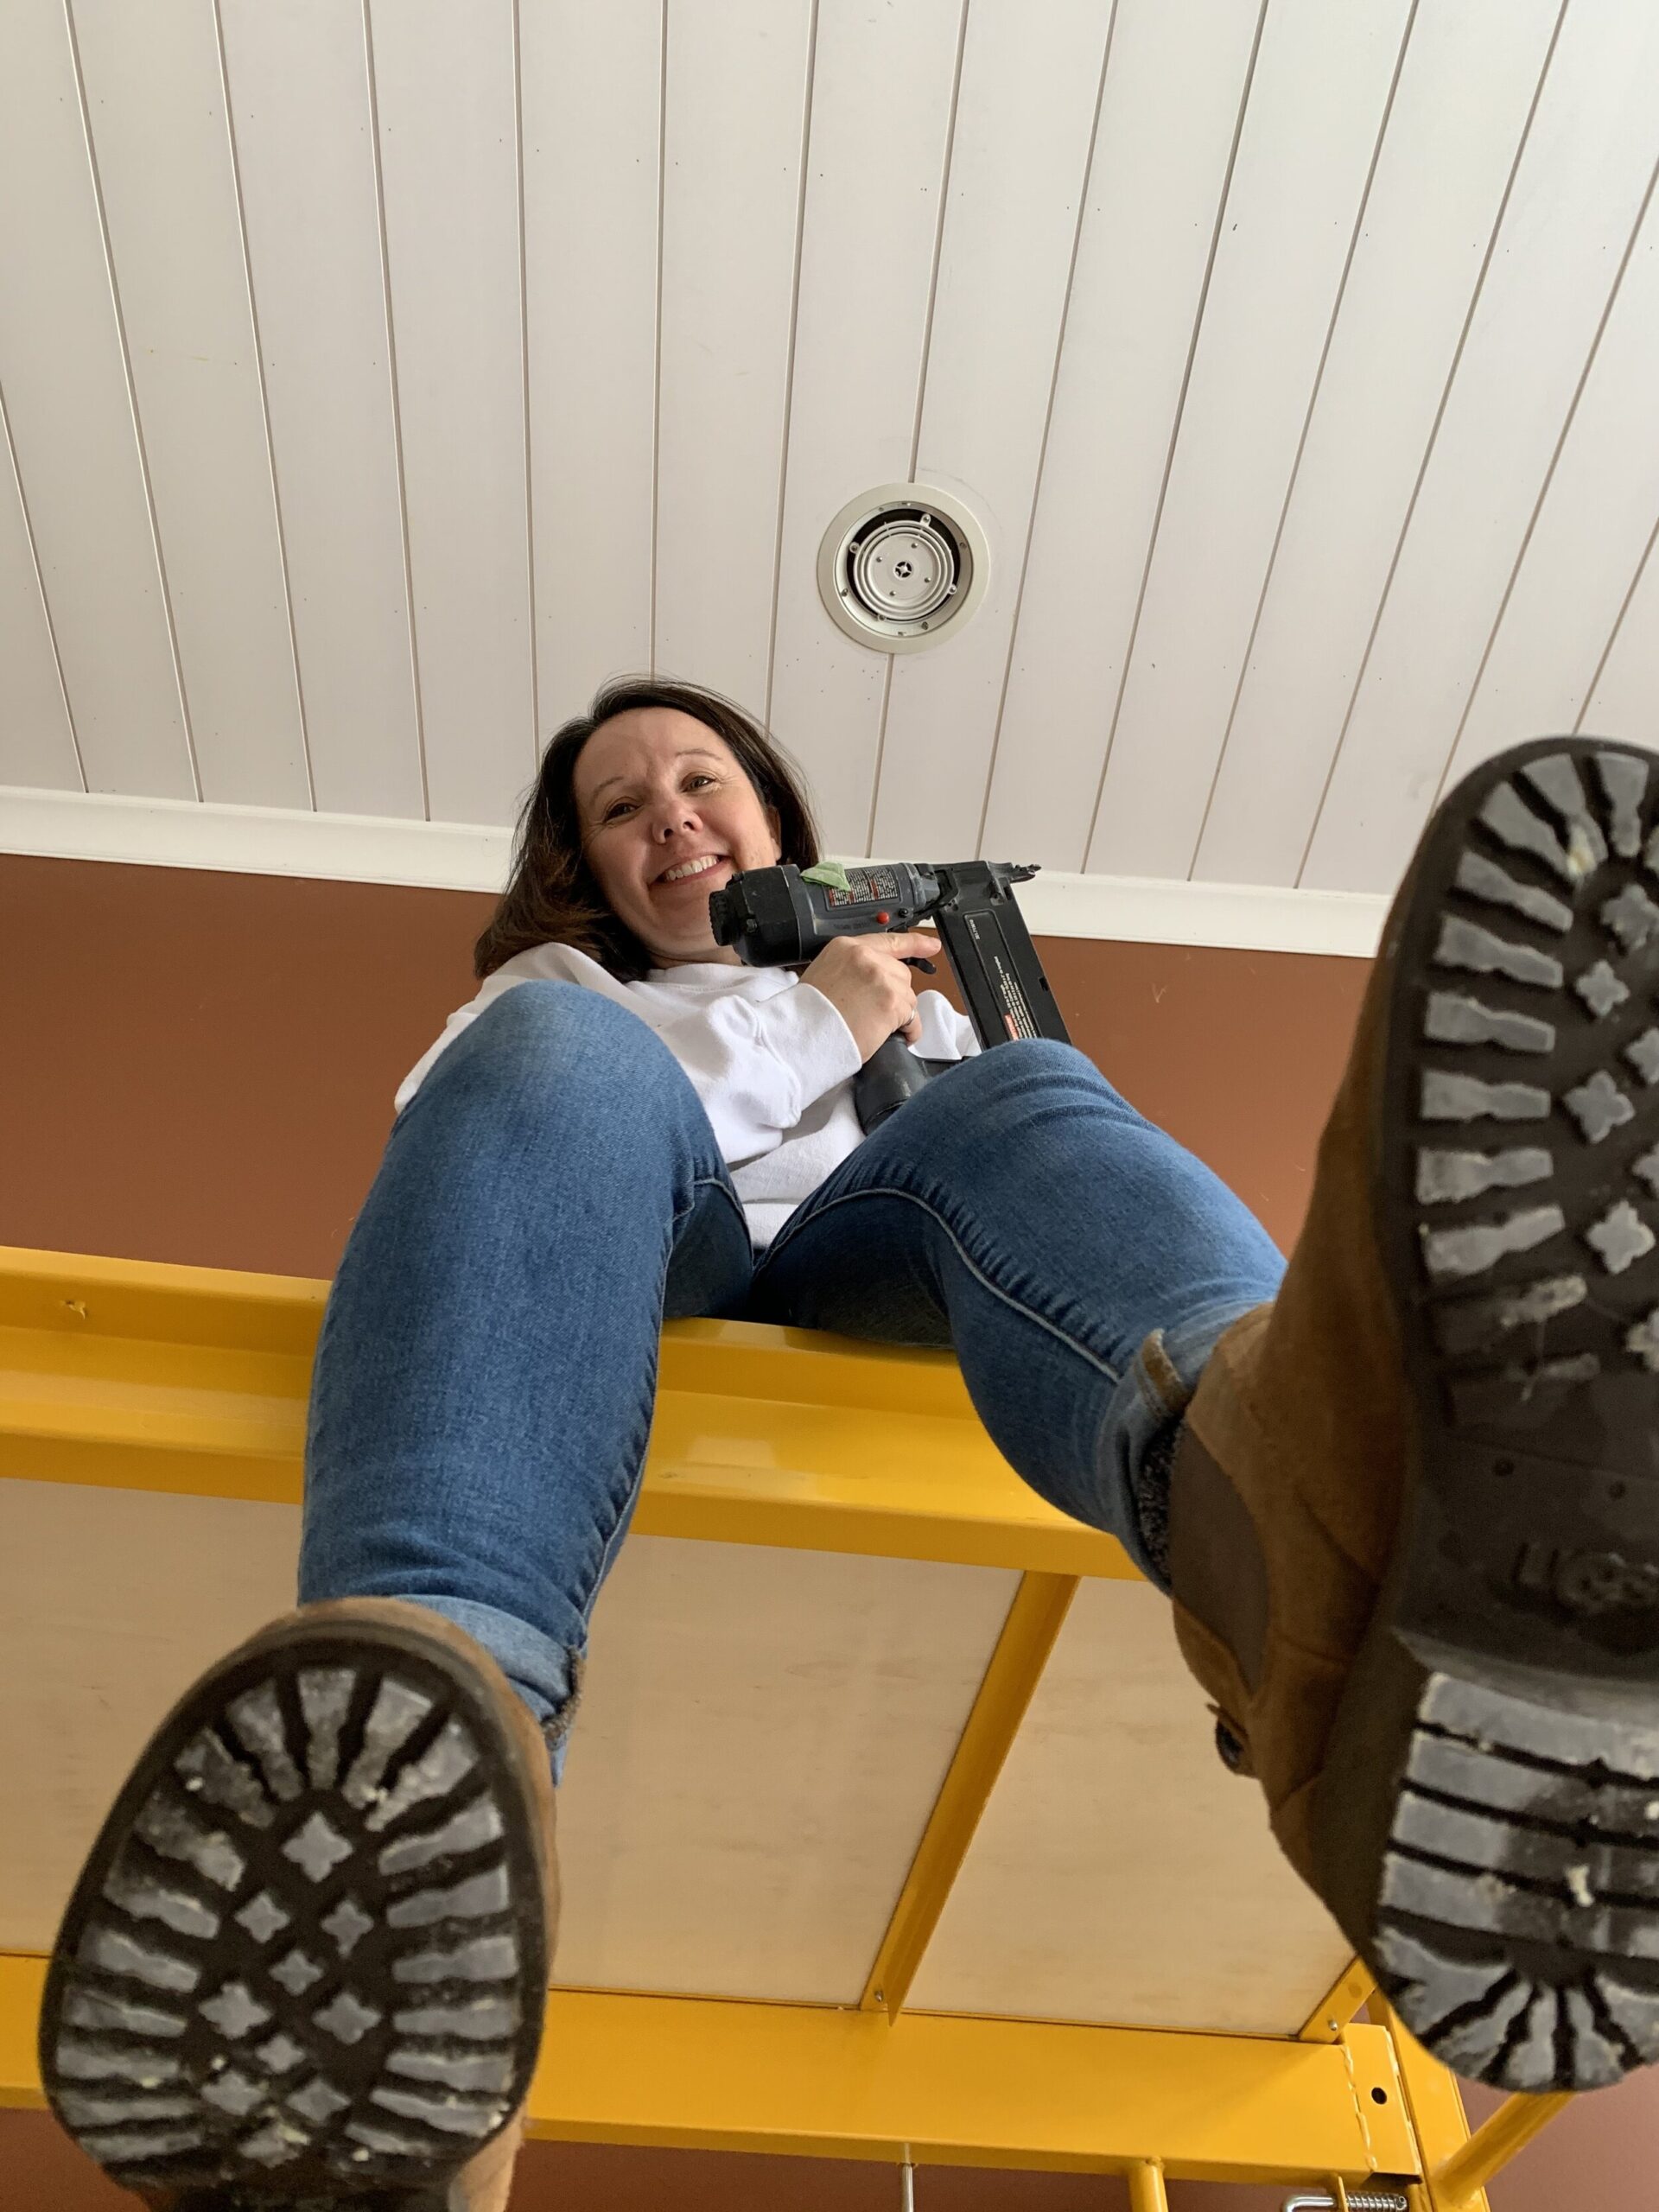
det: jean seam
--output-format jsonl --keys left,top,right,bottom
{"left": 758, "top": 1181, "right": 1124, "bottom": 1388}
{"left": 567, "top": 1359, "right": 658, "bottom": 1630}
{"left": 572, "top": 1216, "right": 706, "bottom": 1628}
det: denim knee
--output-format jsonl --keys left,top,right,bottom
{"left": 927, "top": 1036, "right": 1137, "bottom": 1124}
{"left": 411, "top": 979, "right": 700, "bottom": 1143}
{"left": 448, "top": 978, "right": 672, "bottom": 1086}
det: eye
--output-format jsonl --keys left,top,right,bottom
{"left": 602, "top": 774, "right": 717, "bottom": 823}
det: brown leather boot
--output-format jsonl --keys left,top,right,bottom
{"left": 1167, "top": 736, "right": 1659, "bottom": 2094}
{"left": 39, "top": 1597, "right": 559, "bottom": 2209}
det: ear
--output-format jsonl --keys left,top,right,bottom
{"left": 766, "top": 804, "right": 783, "bottom": 862}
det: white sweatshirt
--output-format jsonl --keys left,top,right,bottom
{"left": 394, "top": 938, "right": 982, "bottom": 1251}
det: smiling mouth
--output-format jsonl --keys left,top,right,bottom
{"left": 654, "top": 856, "right": 729, "bottom": 888}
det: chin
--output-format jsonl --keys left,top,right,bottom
{"left": 641, "top": 931, "right": 715, "bottom": 966}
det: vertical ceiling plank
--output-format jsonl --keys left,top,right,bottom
{"left": 1081, "top": 0, "right": 1414, "bottom": 884}
{"left": 653, "top": 0, "right": 816, "bottom": 709}
{"left": 368, "top": 0, "right": 535, "bottom": 829}
{"left": 0, "top": 391, "right": 79, "bottom": 791}
{"left": 521, "top": 0, "right": 660, "bottom": 726}
{"left": 219, "top": 0, "right": 423, "bottom": 820}
{"left": 1193, "top": 0, "right": 1561, "bottom": 890}
{"left": 1300, "top": 2, "right": 1659, "bottom": 894}
{"left": 71, "top": 0, "right": 308, "bottom": 810}
{"left": 1440, "top": 196, "right": 1659, "bottom": 785}
{"left": 765, "top": 0, "right": 964, "bottom": 856}
{"left": 976, "top": 0, "right": 1261, "bottom": 874}
{"left": 0, "top": 0, "right": 192, "bottom": 798}
{"left": 868, "top": 0, "right": 1113, "bottom": 864}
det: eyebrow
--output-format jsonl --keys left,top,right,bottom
{"left": 589, "top": 748, "right": 726, "bottom": 804}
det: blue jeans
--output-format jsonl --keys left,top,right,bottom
{"left": 299, "top": 982, "right": 1285, "bottom": 1761}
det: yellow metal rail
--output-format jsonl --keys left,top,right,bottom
{"left": 1298, "top": 1956, "right": 1377, "bottom": 2043}
{"left": 0, "top": 1245, "right": 1133, "bottom": 1577}
{"left": 861, "top": 1570, "right": 1078, "bottom": 2019}
{"left": 0, "top": 1954, "right": 1419, "bottom": 2186}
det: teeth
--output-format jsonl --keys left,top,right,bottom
{"left": 660, "top": 856, "right": 723, "bottom": 884}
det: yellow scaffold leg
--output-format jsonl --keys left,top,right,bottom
{"left": 1430, "top": 2090, "right": 1573, "bottom": 2208}
{"left": 1126, "top": 2161, "right": 1169, "bottom": 2212}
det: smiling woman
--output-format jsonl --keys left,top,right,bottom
{"left": 474, "top": 677, "right": 826, "bottom": 983}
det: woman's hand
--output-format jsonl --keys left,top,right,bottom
{"left": 800, "top": 930, "right": 939, "bottom": 1064}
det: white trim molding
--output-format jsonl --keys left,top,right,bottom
{"left": 0, "top": 785, "right": 1386, "bottom": 957}
{"left": 0, "top": 785, "right": 510, "bottom": 894}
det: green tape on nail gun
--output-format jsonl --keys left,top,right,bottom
{"left": 801, "top": 862, "right": 854, "bottom": 893}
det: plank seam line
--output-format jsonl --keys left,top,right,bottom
{"left": 762, "top": 0, "right": 823, "bottom": 739}
{"left": 1185, "top": 0, "right": 1421, "bottom": 883}
{"left": 1078, "top": 0, "right": 1270, "bottom": 876}
{"left": 1574, "top": 503, "right": 1659, "bottom": 734}
{"left": 648, "top": 0, "right": 667, "bottom": 677}
{"left": 213, "top": 0, "right": 315, "bottom": 812}
{"left": 1291, "top": 0, "right": 1570, "bottom": 889}
{"left": 0, "top": 372, "right": 84, "bottom": 791}
{"left": 865, "top": 0, "right": 970, "bottom": 860}
{"left": 512, "top": 0, "right": 541, "bottom": 769}
{"left": 973, "top": 0, "right": 1122, "bottom": 863}
{"left": 360, "top": 0, "right": 431, "bottom": 821}
{"left": 61, "top": 0, "right": 201, "bottom": 802}
{"left": 1430, "top": 142, "right": 1659, "bottom": 808}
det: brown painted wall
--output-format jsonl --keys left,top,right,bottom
{"left": 1, "top": 854, "right": 1363, "bottom": 1277}
{"left": 3, "top": 852, "right": 1654, "bottom": 2209}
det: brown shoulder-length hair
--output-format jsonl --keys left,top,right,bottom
{"left": 474, "top": 677, "right": 824, "bottom": 982}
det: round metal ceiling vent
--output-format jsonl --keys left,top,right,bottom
{"left": 817, "top": 482, "right": 990, "bottom": 654}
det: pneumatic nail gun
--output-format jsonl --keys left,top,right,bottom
{"left": 708, "top": 860, "right": 1071, "bottom": 1133}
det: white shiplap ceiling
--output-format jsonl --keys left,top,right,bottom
{"left": 3, "top": 0, "right": 1658, "bottom": 954}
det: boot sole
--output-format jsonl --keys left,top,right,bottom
{"left": 38, "top": 1611, "right": 550, "bottom": 2206}
{"left": 1313, "top": 736, "right": 1659, "bottom": 2091}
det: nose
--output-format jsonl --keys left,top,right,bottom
{"left": 651, "top": 797, "right": 703, "bottom": 837}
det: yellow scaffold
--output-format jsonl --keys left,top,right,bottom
{"left": 0, "top": 1244, "right": 1574, "bottom": 2206}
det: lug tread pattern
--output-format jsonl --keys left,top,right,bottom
{"left": 1409, "top": 747, "right": 1659, "bottom": 1402}
{"left": 40, "top": 1641, "right": 543, "bottom": 2202}
{"left": 1377, "top": 1672, "right": 1659, "bottom": 2090}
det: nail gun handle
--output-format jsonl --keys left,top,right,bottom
{"left": 854, "top": 1033, "right": 950, "bottom": 1134}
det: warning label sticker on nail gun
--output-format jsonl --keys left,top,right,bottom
{"left": 820, "top": 866, "right": 901, "bottom": 906}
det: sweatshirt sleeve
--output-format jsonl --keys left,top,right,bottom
{"left": 912, "top": 988, "right": 982, "bottom": 1060}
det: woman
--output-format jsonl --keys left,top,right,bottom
{"left": 41, "top": 683, "right": 1659, "bottom": 2207}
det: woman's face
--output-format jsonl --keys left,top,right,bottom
{"left": 573, "top": 707, "right": 784, "bottom": 969}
